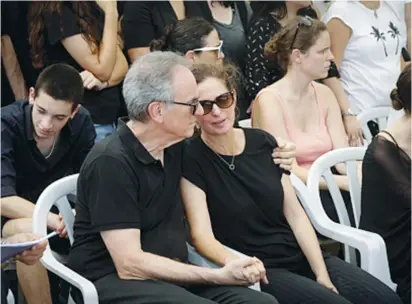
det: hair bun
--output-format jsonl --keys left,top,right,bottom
{"left": 149, "top": 36, "right": 168, "bottom": 52}
{"left": 390, "top": 88, "right": 404, "bottom": 110}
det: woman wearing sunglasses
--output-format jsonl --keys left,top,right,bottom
{"left": 180, "top": 62, "right": 401, "bottom": 303}
{"left": 150, "top": 17, "right": 225, "bottom": 65}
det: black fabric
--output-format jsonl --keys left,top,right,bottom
{"left": 261, "top": 255, "right": 402, "bottom": 304}
{"left": 41, "top": 2, "right": 121, "bottom": 124}
{"left": 91, "top": 273, "right": 277, "bottom": 304}
{"left": 68, "top": 123, "right": 188, "bottom": 282}
{"left": 244, "top": 8, "right": 340, "bottom": 105}
{"left": 1, "top": 101, "right": 95, "bottom": 201}
{"left": 359, "top": 135, "right": 411, "bottom": 304}
{"left": 1, "top": 269, "right": 9, "bottom": 304}
{"left": 182, "top": 128, "right": 306, "bottom": 271}
{"left": 122, "top": 1, "right": 207, "bottom": 51}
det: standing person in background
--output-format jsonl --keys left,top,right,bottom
{"left": 323, "top": 0, "right": 406, "bottom": 134}
{"left": 122, "top": 1, "right": 206, "bottom": 62}
{"left": 29, "top": 0, "right": 128, "bottom": 142}
{"left": 204, "top": 0, "right": 252, "bottom": 119}
{"left": 1, "top": 1, "right": 28, "bottom": 106}
{"left": 245, "top": 1, "right": 363, "bottom": 146}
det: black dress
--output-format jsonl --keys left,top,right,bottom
{"left": 359, "top": 132, "right": 411, "bottom": 304}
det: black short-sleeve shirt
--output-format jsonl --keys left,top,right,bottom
{"left": 122, "top": 1, "right": 207, "bottom": 51}
{"left": 182, "top": 128, "right": 305, "bottom": 270}
{"left": 41, "top": 3, "right": 121, "bottom": 124}
{"left": 68, "top": 123, "right": 188, "bottom": 282}
{"left": 1, "top": 101, "right": 96, "bottom": 202}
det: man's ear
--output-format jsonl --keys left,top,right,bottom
{"left": 28, "top": 87, "right": 36, "bottom": 105}
{"left": 146, "top": 101, "right": 166, "bottom": 123}
{"left": 70, "top": 104, "right": 81, "bottom": 119}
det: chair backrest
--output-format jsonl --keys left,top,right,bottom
{"left": 306, "top": 147, "right": 366, "bottom": 263}
{"left": 238, "top": 119, "right": 251, "bottom": 128}
{"left": 358, "top": 107, "right": 391, "bottom": 144}
{"left": 33, "top": 174, "right": 78, "bottom": 245}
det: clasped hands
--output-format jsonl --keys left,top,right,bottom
{"left": 221, "top": 256, "right": 269, "bottom": 286}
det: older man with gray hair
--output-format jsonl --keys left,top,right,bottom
{"left": 67, "top": 52, "right": 283, "bottom": 303}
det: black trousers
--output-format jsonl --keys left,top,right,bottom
{"left": 261, "top": 256, "right": 402, "bottom": 304}
{"left": 1, "top": 268, "right": 10, "bottom": 303}
{"left": 93, "top": 273, "right": 278, "bottom": 304}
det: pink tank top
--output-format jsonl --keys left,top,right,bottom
{"left": 253, "top": 83, "right": 333, "bottom": 169}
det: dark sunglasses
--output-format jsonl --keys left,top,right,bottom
{"left": 290, "top": 16, "right": 313, "bottom": 50}
{"left": 199, "top": 92, "right": 234, "bottom": 115}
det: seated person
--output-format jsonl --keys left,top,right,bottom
{"left": 67, "top": 51, "right": 282, "bottom": 304}
{"left": 1, "top": 232, "right": 48, "bottom": 304}
{"left": 150, "top": 18, "right": 225, "bottom": 64}
{"left": 1, "top": 63, "right": 96, "bottom": 303}
{"left": 251, "top": 16, "right": 355, "bottom": 225}
{"left": 359, "top": 64, "right": 411, "bottom": 304}
{"left": 181, "top": 62, "right": 402, "bottom": 304}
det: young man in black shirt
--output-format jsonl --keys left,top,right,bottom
{"left": 1, "top": 63, "right": 96, "bottom": 303}
{"left": 68, "top": 51, "right": 299, "bottom": 303}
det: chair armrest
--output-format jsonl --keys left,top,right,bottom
{"left": 315, "top": 220, "right": 396, "bottom": 291}
{"left": 186, "top": 243, "right": 261, "bottom": 291}
{"left": 41, "top": 249, "right": 99, "bottom": 304}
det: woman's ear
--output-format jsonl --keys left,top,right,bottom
{"left": 232, "top": 89, "right": 238, "bottom": 104}
{"left": 290, "top": 49, "right": 303, "bottom": 64}
{"left": 184, "top": 50, "right": 196, "bottom": 63}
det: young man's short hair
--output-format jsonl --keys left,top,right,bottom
{"left": 34, "top": 63, "right": 84, "bottom": 110}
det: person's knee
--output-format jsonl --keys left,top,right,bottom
{"left": 2, "top": 218, "right": 33, "bottom": 237}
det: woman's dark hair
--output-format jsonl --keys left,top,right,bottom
{"left": 390, "top": 63, "right": 411, "bottom": 114}
{"left": 35, "top": 63, "right": 84, "bottom": 109}
{"left": 29, "top": 1, "right": 101, "bottom": 69}
{"left": 249, "top": 1, "right": 287, "bottom": 26}
{"left": 150, "top": 17, "right": 215, "bottom": 55}
{"left": 264, "top": 16, "right": 327, "bottom": 73}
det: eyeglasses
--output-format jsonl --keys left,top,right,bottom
{"left": 199, "top": 91, "right": 234, "bottom": 115}
{"left": 290, "top": 16, "right": 313, "bottom": 50}
{"left": 172, "top": 99, "right": 200, "bottom": 115}
{"left": 192, "top": 40, "right": 224, "bottom": 59}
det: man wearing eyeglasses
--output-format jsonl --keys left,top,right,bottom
{"left": 68, "top": 52, "right": 295, "bottom": 304}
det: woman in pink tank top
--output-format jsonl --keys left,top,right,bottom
{"left": 251, "top": 16, "right": 354, "bottom": 225}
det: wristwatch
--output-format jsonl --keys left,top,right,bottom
{"left": 342, "top": 108, "right": 355, "bottom": 117}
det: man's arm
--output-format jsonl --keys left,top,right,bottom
{"left": 101, "top": 228, "right": 258, "bottom": 285}
{"left": 1, "top": 35, "right": 27, "bottom": 100}
{"left": 1, "top": 196, "right": 61, "bottom": 232}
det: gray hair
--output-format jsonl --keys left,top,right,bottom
{"left": 122, "top": 51, "right": 191, "bottom": 122}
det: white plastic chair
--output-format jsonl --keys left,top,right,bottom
{"left": 305, "top": 148, "right": 396, "bottom": 291}
{"left": 187, "top": 244, "right": 261, "bottom": 291}
{"left": 358, "top": 106, "right": 391, "bottom": 145}
{"left": 238, "top": 119, "right": 251, "bottom": 128}
{"left": 7, "top": 289, "right": 15, "bottom": 304}
{"left": 32, "top": 174, "right": 98, "bottom": 304}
